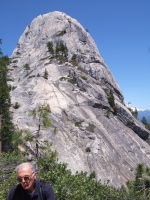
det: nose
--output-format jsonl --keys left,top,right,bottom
{"left": 21, "top": 177, "right": 26, "bottom": 183}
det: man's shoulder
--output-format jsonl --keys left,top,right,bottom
{"left": 37, "top": 179, "right": 55, "bottom": 199}
{"left": 10, "top": 184, "right": 21, "bottom": 193}
{"left": 7, "top": 184, "right": 22, "bottom": 200}
{"left": 38, "top": 179, "right": 53, "bottom": 190}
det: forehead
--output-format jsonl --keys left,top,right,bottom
{"left": 18, "top": 165, "right": 32, "bottom": 176}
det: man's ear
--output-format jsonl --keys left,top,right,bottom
{"left": 34, "top": 172, "right": 37, "bottom": 179}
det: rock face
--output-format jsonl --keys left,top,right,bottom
{"left": 8, "top": 11, "right": 150, "bottom": 187}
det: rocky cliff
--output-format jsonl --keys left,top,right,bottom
{"left": 8, "top": 11, "right": 150, "bottom": 187}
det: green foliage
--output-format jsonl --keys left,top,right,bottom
{"left": 30, "top": 104, "right": 52, "bottom": 128}
{"left": 71, "top": 54, "right": 77, "bottom": 61}
{"left": 77, "top": 66, "right": 87, "bottom": 73}
{"left": 86, "top": 123, "right": 96, "bottom": 133}
{"left": 54, "top": 127, "right": 58, "bottom": 134}
{"left": 28, "top": 75, "right": 36, "bottom": 79}
{"left": 141, "top": 117, "right": 150, "bottom": 131}
{"left": 69, "top": 54, "right": 78, "bottom": 66}
{"left": 47, "top": 41, "right": 68, "bottom": 64}
{"left": 128, "top": 108, "right": 138, "bottom": 118}
{"left": 0, "top": 39, "right": 3, "bottom": 56}
{"left": 59, "top": 77, "right": 67, "bottom": 81}
{"left": 0, "top": 152, "right": 29, "bottom": 199}
{"left": 142, "top": 117, "right": 148, "bottom": 126}
{"left": 133, "top": 108, "right": 138, "bottom": 118}
{"left": 25, "top": 69, "right": 34, "bottom": 78}
{"left": 1, "top": 38, "right": 150, "bottom": 200}
{"left": 23, "top": 63, "right": 30, "bottom": 70}
{"left": 0, "top": 54, "right": 14, "bottom": 152}
{"left": 107, "top": 90, "right": 115, "bottom": 108}
{"left": 68, "top": 77, "right": 76, "bottom": 84}
{"left": 56, "top": 42, "right": 68, "bottom": 57}
{"left": 25, "top": 32, "right": 29, "bottom": 36}
{"left": 47, "top": 41, "right": 54, "bottom": 55}
{"left": 105, "top": 108, "right": 111, "bottom": 118}
{"left": 29, "top": 104, "right": 52, "bottom": 160}
{"left": 74, "top": 120, "right": 84, "bottom": 127}
{"left": 12, "top": 60, "right": 18, "bottom": 63}
{"left": 43, "top": 68, "right": 49, "bottom": 79}
{"left": 85, "top": 147, "right": 91, "bottom": 152}
{"left": 2, "top": 149, "right": 150, "bottom": 200}
{"left": 1, "top": 125, "right": 150, "bottom": 200}
{"left": 127, "top": 163, "right": 150, "bottom": 199}
{"left": 81, "top": 75, "right": 87, "bottom": 80}
{"left": 56, "top": 30, "right": 66, "bottom": 36}
{"left": 56, "top": 55, "right": 68, "bottom": 64}
{"left": 140, "top": 117, "right": 150, "bottom": 130}
{"left": 11, "top": 129, "right": 36, "bottom": 155}
{"left": 16, "top": 52, "right": 21, "bottom": 55}
{"left": 79, "top": 88, "right": 86, "bottom": 92}
{"left": 13, "top": 102, "right": 20, "bottom": 109}
{"left": 43, "top": 118, "right": 52, "bottom": 127}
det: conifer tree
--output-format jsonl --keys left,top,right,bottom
{"left": 142, "top": 117, "right": 148, "bottom": 126}
{"left": 43, "top": 68, "right": 48, "bottom": 79}
{"left": 0, "top": 40, "right": 14, "bottom": 152}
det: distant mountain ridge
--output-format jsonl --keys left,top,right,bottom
{"left": 138, "top": 110, "right": 150, "bottom": 123}
{"left": 126, "top": 104, "right": 150, "bottom": 123}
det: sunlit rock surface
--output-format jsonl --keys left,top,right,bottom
{"left": 8, "top": 11, "right": 150, "bottom": 187}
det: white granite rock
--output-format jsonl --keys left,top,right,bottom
{"left": 8, "top": 11, "right": 150, "bottom": 187}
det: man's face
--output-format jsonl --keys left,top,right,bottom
{"left": 17, "top": 164, "right": 36, "bottom": 192}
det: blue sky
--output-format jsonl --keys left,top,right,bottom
{"left": 1, "top": 0, "right": 150, "bottom": 109}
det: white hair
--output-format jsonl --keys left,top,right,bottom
{"left": 15, "top": 162, "right": 36, "bottom": 173}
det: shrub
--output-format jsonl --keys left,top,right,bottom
{"left": 25, "top": 32, "right": 29, "bottom": 36}
{"left": 59, "top": 77, "right": 67, "bottom": 81}
{"left": 81, "top": 76, "right": 87, "bottom": 80}
{"left": 79, "top": 88, "right": 86, "bottom": 92}
{"left": 69, "top": 59, "right": 78, "bottom": 66}
{"left": 54, "top": 127, "right": 58, "bottom": 134}
{"left": 47, "top": 41, "right": 54, "bottom": 55}
{"left": 85, "top": 147, "right": 91, "bottom": 152}
{"left": 105, "top": 108, "right": 111, "bottom": 118}
{"left": 74, "top": 120, "right": 84, "bottom": 127}
{"left": 56, "top": 30, "right": 66, "bottom": 36}
{"left": 104, "top": 89, "right": 115, "bottom": 108}
{"left": 86, "top": 123, "right": 96, "bottom": 133}
{"left": 13, "top": 102, "right": 20, "bottom": 109}
{"left": 12, "top": 60, "right": 18, "bottom": 63}
{"left": 71, "top": 54, "right": 77, "bottom": 61}
{"left": 56, "top": 43, "right": 68, "bottom": 57}
{"left": 43, "top": 68, "right": 48, "bottom": 79}
{"left": 11, "top": 86, "right": 17, "bottom": 91}
{"left": 68, "top": 77, "right": 76, "bottom": 84}
{"left": 56, "top": 55, "right": 68, "bottom": 64}
{"left": 23, "top": 63, "right": 30, "bottom": 70}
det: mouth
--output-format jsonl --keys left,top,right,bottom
{"left": 22, "top": 183, "right": 29, "bottom": 189}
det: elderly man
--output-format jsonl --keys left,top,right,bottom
{"left": 7, "top": 162, "right": 55, "bottom": 200}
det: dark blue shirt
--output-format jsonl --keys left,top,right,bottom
{"left": 7, "top": 179, "right": 55, "bottom": 200}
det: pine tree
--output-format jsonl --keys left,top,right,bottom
{"left": 141, "top": 117, "right": 148, "bottom": 126}
{"left": 43, "top": 68, "right": 48, "bottom": 79}
{"left": 0, "top": 40, "right": 14, "bottom": 152}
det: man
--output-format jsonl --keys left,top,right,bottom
{"left": 7, "top": 162, "right": 55, "bottom": 200}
